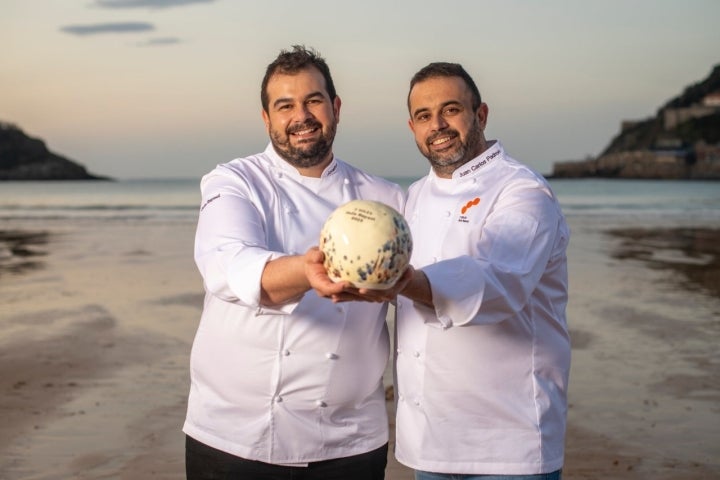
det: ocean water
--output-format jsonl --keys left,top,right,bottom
{"left": 0, "top": 178, "right": 201, "bottom": 224}
{"left": 550, "top": 178, "right": 720, "bottom": 226}
{"left": 1, "top": 177, "right": 719, "bottom": 226}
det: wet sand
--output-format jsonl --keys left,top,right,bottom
{"left": 1, "top": 220, "right": 718, "bottom": 479}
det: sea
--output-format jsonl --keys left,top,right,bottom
{"left": 1, "top": 177, "right": 719, "bottom": 227}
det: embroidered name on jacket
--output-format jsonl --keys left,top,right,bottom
{"left": 458, "top": 197, "right": 480, "bottom": 223}
{"left": 457, "top": 149, "right": 500, "bottom": 178}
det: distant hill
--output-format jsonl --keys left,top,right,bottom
{"left": 551, "top": 65, "right": 720, "bottom": 180}
{"left": 0, "top": 122, "right": 110, "bottom": 181}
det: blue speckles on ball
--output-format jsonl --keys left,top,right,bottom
{"left": 319, "top": 200, "right": 413, "bottom": 290}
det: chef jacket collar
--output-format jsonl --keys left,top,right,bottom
{"left": 445, "top": 140, "right": 502, "bottom": 181}
{"left": 264, "top": 143, "right": 341, "bottom": 180}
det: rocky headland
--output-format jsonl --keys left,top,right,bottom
{"left": 551, "top": 64, "right": 720, "bottom": 180}
{"left": 0, "top": 122, "right": 110, "bottom": 181}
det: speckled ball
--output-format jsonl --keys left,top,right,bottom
{"left": 319, "top": 200, "right": 413, "bottom": 289}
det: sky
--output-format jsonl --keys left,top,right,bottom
{"left": 2, "top": 0, "right": 719, "bottom": 180}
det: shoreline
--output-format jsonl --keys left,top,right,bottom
{"left": 1, "top": 222, "right": 719, "bottom": 479}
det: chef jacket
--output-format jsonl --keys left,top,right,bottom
{"left": 184, "top": 143, "right": 404, "bottom": 464}
{"left": 394, "top": 141, "right": 571, "bottom": 474}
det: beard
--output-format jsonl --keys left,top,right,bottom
{"left": 418, "top": 117, "right": 483, "bottom": 176}
{"left": 270, "top": 119, "right": 336, "bottom": 169}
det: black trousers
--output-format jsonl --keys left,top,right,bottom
{"left": 186, "top": 435, "right": 388, "bottom": 480}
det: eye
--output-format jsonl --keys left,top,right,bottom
{"left": 415, "top": 113, "right": 430, "bottom": 122}
{"left": 442, "top": 106, "right": 461, "bottom": 116}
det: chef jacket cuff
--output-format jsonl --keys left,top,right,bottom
{"left": 227, "top": 250, "right": 299, "bottom": 315}
{"left": 423, "top": 257, "right": 484, "bottom": 328}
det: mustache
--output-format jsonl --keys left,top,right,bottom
{"left": 426, "top": 129, "right": 459, "bottom": 146}
{"left": 287, "top": 120, "right": 322, "bottom": 134}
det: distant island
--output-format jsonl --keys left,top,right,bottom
{"left": 0, "top": 122, "right": 110, "bottom": 181}
{"left": 550, "top": 64, "right": 720, "bottom": 180}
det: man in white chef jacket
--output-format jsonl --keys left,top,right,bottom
{"left": 352, "top": 62, "right": 570, "bottom": 479}
{"left": 183, "top": 45, "right": 405, "bottom": 480}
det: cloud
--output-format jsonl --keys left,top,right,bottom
{"left": 94, "top": 0, "right": 214, "bottom": 8}
{"left": 137, "top": 37, "right": 183, "bottom": 46}
{"left": 60, "top": 22, "right": 155, "bottom": 35}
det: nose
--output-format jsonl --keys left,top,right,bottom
{"left": 296, "top": 103, "right": 315, "bottom": 122}
{"left": 430, "top": 114, "right": 448, "bottom": 131}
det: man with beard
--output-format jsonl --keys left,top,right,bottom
{"left": 347, "top": 62, "right": 571, "bottom": 479}
{"left": 183, "top": 45, "right": 405, "bottom": 480}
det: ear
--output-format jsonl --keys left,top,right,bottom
{"left": 261, "top": 109, "right": 270, "bottom": 134}
{"left": 333, "top": 96, "right": 342, "bottom": 124}
{"left": 407, "top": 118, "right": 415, "bottom": 134}
{"left": 476, "top": 103, "right": 489, "bottom": 130}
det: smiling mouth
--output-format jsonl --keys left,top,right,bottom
{"left": 288, "top": 122, "right": 322, "bottom": 143}
{"left": 292, "top": 127, "right": 319, "bottom": 137}
{"left": 429, "top": 134, "right": 456, "bottom": 148}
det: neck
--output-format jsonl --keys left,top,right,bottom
{"left": 297, "top": 153, "right": 333, "bottom": 178}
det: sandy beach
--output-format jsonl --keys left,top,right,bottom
{"left": 1, "top": 216, "right": 718, "bottom": 479}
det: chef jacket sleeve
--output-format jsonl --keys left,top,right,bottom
{"left": 193, "top": 172, "right": 297, "bottom": 314}
{"left": 422, "top": 184, "right": 567, "bottom": 328}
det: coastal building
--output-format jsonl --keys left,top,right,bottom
{"left": 663, "top": 91, "right": 720, "bottom": 130}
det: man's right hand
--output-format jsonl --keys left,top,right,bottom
{"left": 304, "top": 247, "right": 352, "bottom": 300}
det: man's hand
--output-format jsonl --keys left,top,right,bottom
{"left": 353, "top": 266, "right": 433, "bottom": 308}
{"left": 305, "top": 247, "right": 415, "bottom": 304}
{"left": 350, "top": 265, "right": 414, "bottom": 302}
{"left": 304, "top": 247, "right": 351, "bottom": 299}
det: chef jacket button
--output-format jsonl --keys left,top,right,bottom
{"left": 444, "top": 210, "right": 451, "bottom": 217}
{"left": 275, "top": 396, "right": 283, "bottom": 403}
{"left": 414, "top": 398, "right": 421, "bottom": 406}
{"left": 432, "top": 257, "right": 438, "bottom": 263}
{"left": 398, "top": 393, "right": 404, "bottom": 401}
{"left": 325, "top": 352, "right": 338, "bottom": 360}
{"left": 413, "top": 351, "right": 420, "bottom": 358}
{"left": 277, "top": 172, "right": 283, "bottom": 179}
{"left": 282, "top": 349, "right": 290, "bottom": 356}
{"left": 396, "top": 348, "right": 402, "bottom": 354}
{"left": 316, "top": 400, "right": 327, "bottom": 408}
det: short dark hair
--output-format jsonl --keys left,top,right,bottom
{"left": 407, "top": 62, "right": 482, "bottom": 112}
{"left": 261, "top": 45, "right": 337, "bottom": 112}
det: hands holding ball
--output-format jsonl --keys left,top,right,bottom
{"left": 306, "top": 200, "right": 413, "bottom": 302}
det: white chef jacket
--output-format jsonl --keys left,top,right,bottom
{"left": 183, "top": 143, "right": 404, "bottom": 464}
{"left": 394, "top": 141, "right": 571, "bottom": 474}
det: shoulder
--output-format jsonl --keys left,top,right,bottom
{"left": 407, "top": 175, "right": 428, "bottom": 195}
{"left": 491, "top": 148, "right": 553, "bottom": 194}
{"left": 200, "top": 152, "right": 272, "bottom": 194}
{"left": 494, "top": 157, "right": 565, "bottom": 221}
{"left": 203, "top": 152, "right": 272, "bottom": 181}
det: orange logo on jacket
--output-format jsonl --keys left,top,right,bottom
{"left": 461, "top": 197, "right": 480, "bottom": 215}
